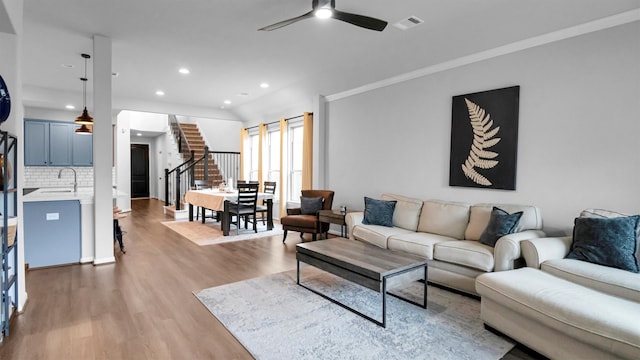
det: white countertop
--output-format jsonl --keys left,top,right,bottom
{"left": 23, "top": 187, "right": 128, "bottom": 204}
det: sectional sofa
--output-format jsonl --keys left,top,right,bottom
{"left": 476, "top": 209, "right": 640, "bottom": 360}
{"left": 345, "top": 194, "right": 545, "bottom": 295}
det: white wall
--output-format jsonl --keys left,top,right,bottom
{"left": 0, "top": 0, "right": 26, "bottom": 312}
{"left": 325, "top": 22, "right": 640, "bottom": 236}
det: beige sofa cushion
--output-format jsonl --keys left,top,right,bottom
{"left": 476, "top": 268, "right": 640, "bottom": 360}
{"left": 465, "top": 203, "right": 543, "bottom": 241}
{"left": 542, "top": 259, "right": 640, "bottom": 303}
{"left": 433, "top": 240, "right": 494, "bottom": 272}
{"left": 381, "top": 193, "right": 423, "bottom": 232}
{"left": 417, "top": 200, "right": 470, "bottom": 239}
{"left": 388, "top": 232, "right": 455, "bottom": 260}
{"left": 352, "top": 224, "right": 414, "bottom": 249}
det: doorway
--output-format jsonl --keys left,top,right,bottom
{"left": 131, "top": 144, "right": 150, "bottom": 198}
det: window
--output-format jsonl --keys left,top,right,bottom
{"left": 248, "top": 131, "right": 259, "bottom": 182}
{"left": 288, "top": 122, "right": 304, "bottom": 200}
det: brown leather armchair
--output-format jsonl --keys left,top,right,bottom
{"left": 281, "top": 190, "right": 334, "bottom": 242}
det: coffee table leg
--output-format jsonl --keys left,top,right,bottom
{"left": 423, "top": 266, "right": 428, "bottom": 309}
{"left": 382, "top": 277, "right": 387, "bottom": 328}
{"left": 297, "top": 259, "right": 300, "bottom": 285}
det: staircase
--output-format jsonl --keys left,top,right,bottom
{"left": 177, "top": 123, "right": 224, "bottom": 187}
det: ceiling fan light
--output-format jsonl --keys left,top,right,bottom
{"left": 75, "top": 107, "right": 94, "bottom": 125}
{"left": 315, "top": 8, "right": 332, "bottom": 19}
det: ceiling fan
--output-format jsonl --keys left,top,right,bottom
{"left": 259, "top": 0, "right": 388, "bottom": 32}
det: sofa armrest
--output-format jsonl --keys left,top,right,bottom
{"left": 346, "top": 212, "right": 364, "bottom": 240}
{"left": 521, "top": 236, "right": 573, "bottom": 268}
{"left": 494, "top": 230, "right": 546, "bottom": 271}
{"left": 287, "top": 208, "right": 302, "bottom": 216}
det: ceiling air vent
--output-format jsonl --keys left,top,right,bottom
{"left": 393, "top": 16, "right": 424, "bottom": 31}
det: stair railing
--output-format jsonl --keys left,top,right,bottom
{"left": 212, "top": 151, "right": 240, "bottom": 187}
{"left": 165, "top": 150, "right": 195, "bottom": 210}
{"left": 169, "top": 115, "right": 191, "bottom": 155}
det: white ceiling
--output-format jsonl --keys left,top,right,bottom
{"left": 20, "top": 0, "right": 640, "bottom": 121}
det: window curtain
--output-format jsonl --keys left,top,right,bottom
{"left": 239, "top": 127, "right": 249, "bottom": 183}
{"left": 258, "top": 123, "right": 267, "bottom": 190}
{"left": 279, "top": 118, "right": 288, "bottom": 217}
{"left": 302, "top": 112, "right": 313, "bottom": 191}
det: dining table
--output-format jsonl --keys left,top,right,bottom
{"left": 184, "top": 189, "right": 274, "bottom": 236}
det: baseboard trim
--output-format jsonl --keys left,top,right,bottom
{"left": 93, "top": 256, "right": 116, "bottom": 265}
{"left": 80, "top": 257, "right": 94, "bottom": 263}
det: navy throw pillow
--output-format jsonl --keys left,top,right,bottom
{"left": 300, "top": 196, "right": 323, "bottom": 215}
{"left": 567, "top": 215, "right": 640, "bottom": 273}
{"left": 362, "top": 197, "right": 396, "bottom": 227}
{"left": 479, "top": 207, "right": 523, "bottom": 247}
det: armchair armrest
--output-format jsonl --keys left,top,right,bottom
{"left": 521, "top": 236, "right": 573, "bottom": 269}
{"left": 494, "top": 230, "right": 546, "bottom": 271}
{"left": 287, "top": 208, "right": 302, "bottom": 216}
{"left": 345, "top": 212, "right": 364, "bottom": 240}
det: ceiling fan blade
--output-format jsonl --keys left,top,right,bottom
{"left": 258, "top": 11, "right": 314, "bottom": 31}
{"left": 332, "top": 10, "right": 388, "bottom": 31}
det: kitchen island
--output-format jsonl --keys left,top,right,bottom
{"left": 23, "top": 187, "right": 127, "bottom": 266}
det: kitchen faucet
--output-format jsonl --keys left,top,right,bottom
{"left": 58, "top": 167, "right": 78, "bottom": 193}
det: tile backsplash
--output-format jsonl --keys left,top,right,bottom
{"left": 25, "top": 167, "right": 94, "bottom": 188}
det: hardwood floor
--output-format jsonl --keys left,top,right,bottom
{"left": 0, "top": 199, "right": 541, "bottom": 359}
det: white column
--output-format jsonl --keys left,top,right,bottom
{"left": 92, "top": 35, "right": 115, "bottom": 264}
{"left": 116, "top": 112, "right": 131, "bottom": 212}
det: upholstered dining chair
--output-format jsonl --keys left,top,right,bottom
{"left": 226, "top": 182, "right": 259, "bottom": 234}
{"left": 281, "top": 190, "right": 334, "bottom": 243}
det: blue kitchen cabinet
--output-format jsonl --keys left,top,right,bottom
{"left": 24, "top": 119, "right": 93, "bottom": 166}
{"left": 24, "top": 120, "right": 49, "bottom": 165}
{"left": 24, "top": 200, "right": 81, "bottom": 268}
{"left": 72, "top": 125, "right": 93, "bottom": 166}
{"left": 48, "top": 122, "right": 73, "bottom": 166}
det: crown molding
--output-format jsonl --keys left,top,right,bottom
{"left": 326, "top": 9, "right": 640, "bottom": 102}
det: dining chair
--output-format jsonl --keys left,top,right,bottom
{"left": 249, "top": 181, "right": 277, "bottom": 226}
{"left": 193, "top": 180, "right": 214, "bottom": 221}
{"left": 226, "top": 182, "right": 259, "bottom": 234}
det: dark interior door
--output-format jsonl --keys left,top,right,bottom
{"left": 131, "top": 144, "right": 150, "bottom": 198}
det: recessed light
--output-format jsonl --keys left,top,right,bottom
{"left": 260, "top": 83, "right": 270, "bottom": 89}
{"left": 237, "top": 92, "right": 249, "bottom": 97}
{"left": 61, "top": 64, "right": 75, "bottom": 69}
{"left": 65, "top": 105, "right": 75, "bottom": 110}
{"left": 224, "top": 100, "right": 232, "bottom": 105}
{"left": 156, "top": 90, "right": 165, "bottom": 96}
{"left": 137, "top": 133, "right": 142, "bottom": 136}
{"left": 179, "top": 68, "right": 190, "bottom": 75}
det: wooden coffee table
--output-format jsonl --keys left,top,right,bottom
{"left": 296, "top": 238, "right": 428, "bottom": 328}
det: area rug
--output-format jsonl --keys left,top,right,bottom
{"left": 194, "top": 267, "right": 514, "bottom": 359}
{"left": 161, "top": 220, "right": 283, "bottom": 246}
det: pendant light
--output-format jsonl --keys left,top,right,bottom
{"left": 75, "top": 53, "right": 93, "bottom": 134}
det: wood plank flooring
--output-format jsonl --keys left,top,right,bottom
{"left": 0, "top": 199, "right": 541, "bottom": 359}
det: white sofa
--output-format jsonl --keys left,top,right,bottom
{"left": 345, "top": 194, "right": 545, "bottom": 295}
{"left": 476, "top": 209, "right": 640, "bottom": 360}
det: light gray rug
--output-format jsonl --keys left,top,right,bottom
{"left": 195, "top": 266, "right": 514, "bottom": 359}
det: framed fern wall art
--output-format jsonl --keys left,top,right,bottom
{"left": 449, "top": 86, "right": 520, "bottom": 190}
